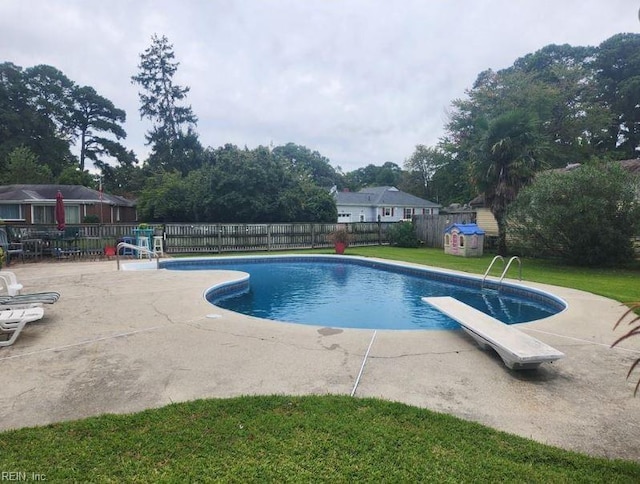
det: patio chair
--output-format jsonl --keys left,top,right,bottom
{"left": 0, "top": 271, "right": 24, "bottom": 296}
{"left": 0, "top": 226, "right": 24, "bottom": 264}
{"left": 53, "top": 227, "right": 81, "bottom": 259}
{"left": 0, "top": 306, "right": 45, "bottom": 347}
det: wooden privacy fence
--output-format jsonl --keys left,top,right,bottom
{"left": 413, "top": 214, "right": 475, "bottom": 248}
{"left": 6, "top": 222, "right": 394, "bottom": 257}
{"left": 164, "top": 222, "right": 393, "bottom": 253}
{"left": 6, "top": 221, "right": 640, "bottom": 258}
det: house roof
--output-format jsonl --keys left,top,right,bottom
{"left": 469, "top": 194, "right": 485, "bottom": 207}
{"left": 442, "top": 202, "right": 474, "bottom": 214}
{"left": 0, "top": 184, "right": 136, "bottom": 207}
{"left": 445, "top": 223, "right": 485, "bottom": 235}
{"left": 335, "top": 186, "right": 440, "bottom": 208}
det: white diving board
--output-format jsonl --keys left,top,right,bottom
{"left": 422, "top": 296, "right": 564, "bottom": 370}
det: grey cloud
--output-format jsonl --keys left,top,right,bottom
{"left": 0, "top": 0, "right": 637, "bottom": 171}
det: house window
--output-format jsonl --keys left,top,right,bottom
{"left": 338, "top": 212, "right": 351, "bottom": 219}
{"left": 383, "top": 207, "right": 391, "bottom": 217}
{"left": 32, "top": 205, "right": 81, "bottom": 224}
{"left": 445, "top": 234, "right": 450, "bottom": 246}
{"left": 0, "top": 204, "right": 21, "bottom": 220}
{"left": 65, "top": 206, "right": 81, "bottom": 224}
{"left": 32, "top": 205, "right": 55, "bottom": 224}
{"left": 403, "top": 208, "right": 413, "bottom": 219}
{"left": 459, "top": 235, "right": 465, "bottom": 247}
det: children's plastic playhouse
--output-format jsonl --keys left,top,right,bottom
{"left": 444, "top": 223, "right": 485, "bottom": 257}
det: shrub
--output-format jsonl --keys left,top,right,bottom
{"left": 387, "top": 221, "right": 419, "bottom": 248}
{"left": 507, "top": 162, "right": 640, "bottom": 266}
{"left": 83, "top": 215, "right": 100, "bottom": 224}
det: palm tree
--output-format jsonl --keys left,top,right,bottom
{"left": 470, "top": 110, "right": 544, "bottom": 255}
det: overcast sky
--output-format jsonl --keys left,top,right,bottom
{"left": 1, "top": 1, "right": 638, "bottom": 172}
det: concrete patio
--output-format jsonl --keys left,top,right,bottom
{"left": 1, "top": 258, "right": 639, "bottom": 461}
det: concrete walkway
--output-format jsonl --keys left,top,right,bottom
{"left": 1, "top": 258, "right": 639, "bottom": 461}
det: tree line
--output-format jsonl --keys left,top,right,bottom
{"left": 405, "top": 33, "right": 640, "bottom": 259}
{"left": 0, "top": 34, "right": 421, "bottom": 223}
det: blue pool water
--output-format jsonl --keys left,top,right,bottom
{"left": 163, "top": 256, "right": 564, "bottom": 330}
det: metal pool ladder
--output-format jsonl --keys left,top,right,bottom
{"left": 481, "top": 255, "right": 504, "bottom": 288}
{"left": 116, "top": 242, "right": 160, "bottom": 270}
{"left": 481, "top": 255, "right": 522, "bottom": 288}
{"left": 499, "top": 256, "right": 522, "bottom": 284}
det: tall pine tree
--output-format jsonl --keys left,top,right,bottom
{"left": 131, "top": 34, "right": 199, "bottom": 173}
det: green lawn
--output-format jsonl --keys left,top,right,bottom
{"left": 1, "top": 247, "right": 640, "bottom": 481}
{"left": 1, "top": 396, "right": 638, "bottom": 482}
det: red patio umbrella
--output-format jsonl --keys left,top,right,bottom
{"left": 55, "top": 190, "right": 65, "bottom": 231}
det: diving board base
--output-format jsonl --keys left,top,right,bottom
{"left": 422, "top": 296, "right": 564, "bottom": 370}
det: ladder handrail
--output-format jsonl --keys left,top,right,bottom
{"left": 481, "top": 255, "right": 505, "bottom": 287}
{"left": 116, "top": 242, "right": 160, "bottom": 270}
{"left": 499, "top": 256, "right": 522, "bottom": 284}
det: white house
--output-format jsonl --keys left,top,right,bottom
{"left": 335, "top": 186, "right": 440, "bottom": 223}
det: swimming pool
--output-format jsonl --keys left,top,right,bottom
{"left": 162, "top": 255, "right": 566, "bottom": 330}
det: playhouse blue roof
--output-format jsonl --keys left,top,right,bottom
{"left": 444, "top": 223, "right": 485, "bottom": 235}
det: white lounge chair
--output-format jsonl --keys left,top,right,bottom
{"left": 0, "top": 306, "right": 45, "bottom": 347}
{"left": 0, "top": 292, "right": 60, "bottom": 306}
{"left": 422, "top": 296, "right": 564, "bottom": 370}
{"left": 0, "top": 271, "right": 23, "bottom": 296}
{"left": 0, "top": 272, "right": 60, "bottom": 305}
